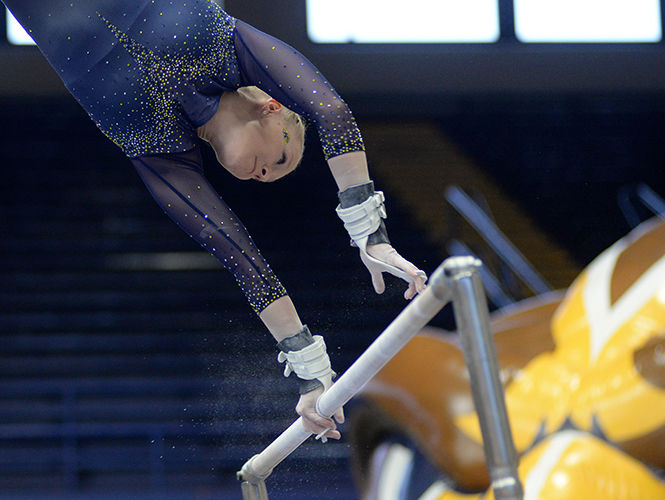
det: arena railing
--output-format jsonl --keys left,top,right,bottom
{"left": 445, "top": 185, "right": 552, "bottom": 298}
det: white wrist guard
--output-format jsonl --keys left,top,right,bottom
{"left": 336, "top": 190, "right": 421, "bottom": 283}
{"left": 277, "top": 328, "right": 334, "bottom": 394}
{"left": 335, "top": 191, "right": 387, "bottom": 252}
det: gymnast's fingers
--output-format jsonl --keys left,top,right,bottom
{"left": 333, "top": 406, "right": 345, "bottom": 425}
{"left": 301, "top": 411, "right": 340, "bottom": 440}
{"left": 296, "top": 392, "right": 341, "bottom": 440}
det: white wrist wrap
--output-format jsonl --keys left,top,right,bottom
{"left": 277, "top": 335, "right": 334, "bottom": 391}
{"left": 336, "top": 191, "right": 422, "bottom": 283}
{"left": 335, "top": 191, "right": 386, "bottom": 252}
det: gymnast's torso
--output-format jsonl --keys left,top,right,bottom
{"left": 4, "top": 0, "right": 364, "bottom": 160}
{"left": 4, "top": 0, "right": 370, "bottom": 314}
{"left": 5, "top": 0, "right": 244, "bottom": 157}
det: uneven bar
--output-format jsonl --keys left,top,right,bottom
{"left": 238, "top": 256, "right": 523, "bottom": 500}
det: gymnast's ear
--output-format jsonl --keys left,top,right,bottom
{"left": 261, "top": 99, "right": 283, "bottom": 117}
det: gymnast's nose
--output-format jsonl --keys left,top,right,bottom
{"left": 256, "top": 165, "right": 270, "bottom": 181}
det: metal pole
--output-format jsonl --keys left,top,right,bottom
{"left": 636, "top": 183, "right": 665, "bottom": 218}
{"left": 240, "top": 479, "right": 269, "bottom": 500}
{"left": 447, "top": 258, "right": 523, "bottom": 500}
{"left": 445, "top": 186, "right": 551, "bottom": 295}
{"left": 238, "top": 258, "right": 455, "bottom": 497}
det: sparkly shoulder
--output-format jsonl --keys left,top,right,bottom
{"left": 5, "top": 0, "right": 364, "bottom": 160}
{"left": 74, "top": 1, "right": 242, "bottom": 157}
{"left": 233, "top": 19, "right": 365, "bottom": 160}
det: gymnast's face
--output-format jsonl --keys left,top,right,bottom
{"left": 219, "top": 100, "right": 303, "bottom": 182}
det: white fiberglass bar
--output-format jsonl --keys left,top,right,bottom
{"left": 238, "top": 258, "right": 454, "bottom": 488}
{"left": 238, "top": 256, "right": 523, "bottom": 500}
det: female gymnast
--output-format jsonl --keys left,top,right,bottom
{"left": 3, "top": 0, "right": 427, "bottom": 440}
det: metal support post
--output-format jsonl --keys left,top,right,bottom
{"left": 446, "top": 257, "right": 523, "bottom": 500}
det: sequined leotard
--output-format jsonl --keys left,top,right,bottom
{"left": 4, "top": 0, "right": 365, "bottom": 314}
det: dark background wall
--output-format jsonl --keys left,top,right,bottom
{"left": 1, "top": 2, "right": 665, "bottom": 498}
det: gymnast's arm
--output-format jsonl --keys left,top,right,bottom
{"left": 131, "top": 148, "right": 342, "bottom": 437}
{"left": 130, "top": 147, "right": 297, "bottom": 335}
{"left": 233, "top": 20, "right": 366, "bottom": 177}
{"left": 233, "top": 20, "right": 426, "bottom": 298}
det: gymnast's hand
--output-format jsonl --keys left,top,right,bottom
{"left": 363, "top": 243, "right": 427, "bottom": 300}
{"left": 296, "top": 387, "right": 345, "bottom": 441}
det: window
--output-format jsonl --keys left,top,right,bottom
{"left": 306, "top": 0, "right": 500, "bottom": 43}
{"left": 6, "top": 8, "right": 35, "bottom": 45}
{"left": 514, "top": 0, "right": 662, "bottom": 42}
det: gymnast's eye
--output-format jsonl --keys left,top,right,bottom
{"left": 277, "top": 152, "right": 286, "bottom": 165}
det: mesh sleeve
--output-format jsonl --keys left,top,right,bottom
{"left": 130, "top": 148, "right": 288, "bottom": 315}
{"left": 233, "top": 20, "right": 365, "bottom": 160}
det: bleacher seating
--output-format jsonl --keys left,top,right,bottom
{"left": 0, "top": 96, "right": 436, "bottom": 499}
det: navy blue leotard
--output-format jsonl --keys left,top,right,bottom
{"left": 4, "top": 0, "right": 365, "bottom": 314}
